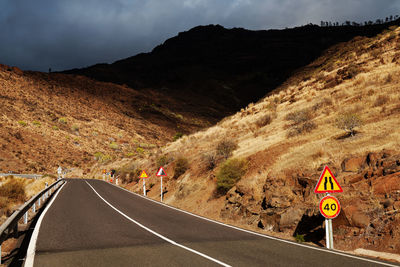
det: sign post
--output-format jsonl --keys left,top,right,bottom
{"left": 140, "top": 170, "right": 149, "bottom": 196}
{"left": 156, "top": 167, "right": 167, "bottom": 202}
{"left": 57, "top": 166, "right": 62, "bottom": 180}
{"left": 314, "top": 166, "right": 343, "bottom": 250}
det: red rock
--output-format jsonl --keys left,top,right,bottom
{"left": 372, "top": 172, "right": 400, "bottom": 195}
{"left": 351, "top": 212, "right": 370, "bottom": 228}
{"left": 341, "top": 157, "right": 366, "bottom": 172}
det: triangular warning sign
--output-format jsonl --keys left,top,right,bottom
{"left": 156, "top": 167, "right": 167, "bottom": 177}
{"left": 314, "top": 166, "right": 343, "bottom": 193}
{"left": 140, "top": 170, "right": 148, "bottom": 179}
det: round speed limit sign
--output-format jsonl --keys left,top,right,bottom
{"left": 319, "top": 195, "right": 341, "bottom": 219}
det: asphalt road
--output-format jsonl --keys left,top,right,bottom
{"left": 28, "top": 179, "right": 397, "bottom": 267}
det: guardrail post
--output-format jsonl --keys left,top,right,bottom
{"left": 32, "top": 202, "right": 36, "bottom": 213}
{"left": 23, "top": 212, "right": 28, "bottom": 224}
{"left": 38, "top": 197, "right": 41, "bottom": 207}
{"left": 0, "top": 244, "right": 2, "bottom": 264}
{"left": 13, "top": 223, "right": 18, "bottom": 238}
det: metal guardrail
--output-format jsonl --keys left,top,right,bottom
{"left": 0, "top": 173, "right": 43, "bottom": 179}
{"left": 0, "top": 179, "right": 65, "bottom": 264}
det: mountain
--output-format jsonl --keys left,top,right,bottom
{"left": 64, "top": 21, "right": 400, "bottom": 114}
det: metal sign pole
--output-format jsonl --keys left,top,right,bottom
{"left": 143, "top": 179, "right": 146, "bottom": 196}
{"left": 329, "top": 219, "right": 334, "bottom": 249}
{"left": 325, "top": 219, "right": 330, "bottom": 249}
{"left": 161, "top": 177, "right": 163, "bottom": 202}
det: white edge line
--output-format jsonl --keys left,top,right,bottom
{"left": 98, "top": 179, "right": 399, "bottom": 267}
{"left": 24, "top": 182, "right": 67, "bottom": 267}
{"left": 85, "top": 181, "right": 231, "bottom": 267}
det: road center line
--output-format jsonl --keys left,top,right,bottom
{"left": 85, "top": 181, "right": 231, "bottom": 267}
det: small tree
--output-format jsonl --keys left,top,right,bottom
{"left": 216, "top": 139, "right": 238, "bottom": 159}
{"left": 336, "top": 113, "right": 363, "bottom": 136}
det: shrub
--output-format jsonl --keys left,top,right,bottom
{"left": 71, "top": 124, "right": 79, "bottom": 132}
{"left": 58, "top": 117, "right": 67, "bottom": 124}
{"left": 18, "top": 121, "right": 27, "bottom": 127}
{"left": 32, "top": 121, "right": 41, "bottom": 127}
{"left": 374, "top": 95, "right": 390, "bottom": 107}
{"left": 136, "top": 147, "right": 145, "bottom": 154}
{"left": 203, "top": 152, "right": 218, "bottom": 170}
{"left": 173, "top": 157, "right": 189, "bottom": 178}
{"left": 52, "top": 125, "right": 59, "bottom": 130}
{"left": 0, "top": 178, "right": 26, "bottom": 201}
{"left": 336, "top": 113, "right": 363, "bottom": 136}
{"left": 216, "top": 158, "right": 247, "bottom": 195}
{"left": 173, "top": 132, "right": 183, "bottom": 141}
{"left": 295, "top": 234, "right": 305, "bottom": 243}
{"left": 255, "top": 114, "right": 272, "bottom": 128}
{"left": 285, "top": 109, "right": 312, "bottom": 125}
{"left": 156, "top": 155, "right": 169, "bottom": 168}
{"left": 101, "top": 154, "right": 112, "bottom": 163}
{"left": 125, "top": 152, "right": 135, "bottom": 157}
{"left": 94, "top": 152, "right": 104, "bottom": 161}
{"left": 109, "top": 142, "right": 119, "bottom": 150}
{"left": 217, "top": 139, "right": 238, "bottom": 159}
{"left": 287, "top": 121, "right": 317, "bottom": 137}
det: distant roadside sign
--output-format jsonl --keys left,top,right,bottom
{"left": 314, "top": 166, "right": 343, "bottom": 194}
{"left": 156, "top": 167, "right": 167, "bottom": 177}
{"left": 140, "top": 170, "right": 149, "bottom": 179}
{"left": 319, "top": 195, "right": 341, "bottom": 219}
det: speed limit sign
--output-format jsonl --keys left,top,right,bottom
{"left": 319, "top": 195, "right": 341, "bottom": 219}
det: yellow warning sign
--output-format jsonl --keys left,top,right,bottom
{"left": 314, "top": 166, "right": 343, "bottom": 193}
{"left": 140, "top": 170, "right": 148, "bottom": 179}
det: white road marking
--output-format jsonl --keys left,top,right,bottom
{"left": 24, "top": 181, "right": 67, "bottom": 267}
{"left": 85, "top": 181, "right": 231, "bottom": 267}
{"left": 101, "top": 180, "right": 399, "bottom": 267}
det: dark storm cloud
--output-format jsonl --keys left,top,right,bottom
{"left": 1, "top": 0, "right": 399, "bottom": 71}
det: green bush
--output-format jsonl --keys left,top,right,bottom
{"left": 173, "top": 157, "right": 189, "bottom": 178}
{"left": 295, "top": 234, "right": 305, "bottom": 243}
{"left": 18, "top": 121, "right": 27, "bottom": 127}
{"left": 173, "top": 132, "right": 184, "bottom": 141}
{"left": 52, "top": 125, "right": 59, "bottom": 130}
{"left": 0, "top": 178, "right": 26, "bottom": 201}
{"left": 94, "top": 152, "right": 104, "bottom": 160}
{"left": 136, "top": 147, "right": 145, "bottom": 154}
{"left": 58, "top": 117, "right": 67, "bottom": 124}
{"left": 109, "top": 142, "right": 119, "bottom": 150}
{"left": 32, "top": 121, "right": 41, "bottom": 127}
{"left": 216, "top": 158, "right": 247, "bottom": 195}
{"left": 125, "top": 152, "right": 135, "bottom": 157}
{"left": 217, "top": 139, "right": 238, "bottom": 159}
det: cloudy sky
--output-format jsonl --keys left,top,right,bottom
{"left": 1, "top": 0, "right": 399, "bottom": 71}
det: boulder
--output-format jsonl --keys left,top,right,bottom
{"left": 351, "top": 212, "right": 370, "bottom": 228}
{"left": 341, "top": 157, "right": 366, "bottom": 172}
{"left": 279, "top": 207, "right": 303, "bottom": 230}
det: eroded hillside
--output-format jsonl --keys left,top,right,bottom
{"left": 0, "top": 68, "right": 215, "bottom": 175}
{"left": 115, "top": 25, "right": 400, "bottom": 255}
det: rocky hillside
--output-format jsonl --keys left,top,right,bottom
{"left": 0, "top": 67, "right": 217, "bottom": 175}
{"left": 114, "top": 25, "right": 400, "bottom": 256}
